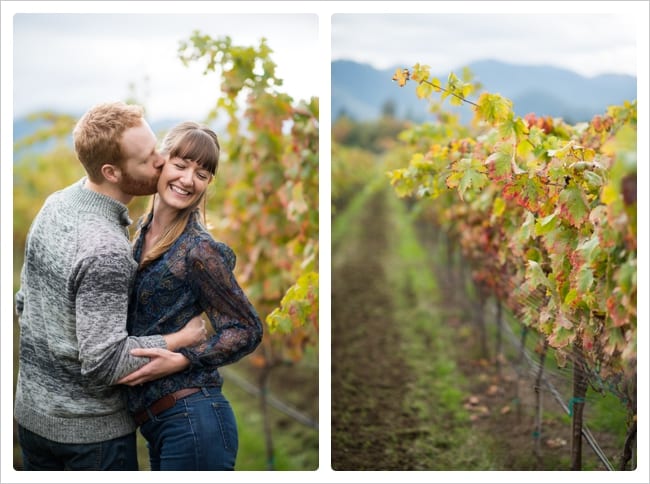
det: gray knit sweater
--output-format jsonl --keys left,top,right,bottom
{"left": 14, "top": 178, "right": 166, "bottom": 444}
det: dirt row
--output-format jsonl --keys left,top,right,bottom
{"left": 331, "top": 193, "right": 421, "bottom": 470}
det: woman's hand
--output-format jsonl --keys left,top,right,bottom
{"left": 163, "top": 314, "right": 208, "bottom": 351}
{"left": 116, "top": 348, "right": 190, "bottom": 386}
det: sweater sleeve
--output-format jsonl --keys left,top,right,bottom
{"left": 74, "top": 253, "right": 166, "bottom": 385}
{"left": 178, "top": 238, "right": 263, "bottom": 368}
{"left": 15, "top": 287, "right": 24, "bottom": 317}
{"left": 15, "top": 262, "right": 26, "bottom": 316}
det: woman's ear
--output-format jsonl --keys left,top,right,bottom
{"left": 100, "top": 164, "right": 121, "bottom": 183}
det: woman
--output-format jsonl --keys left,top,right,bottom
{"left": 121, "top": 121, "right": 263, "bottom": 470}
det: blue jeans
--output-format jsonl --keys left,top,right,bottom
{"left": 139, "top": 386, "right": 238, "bottom": 470}
{"left": 18, "top": 425, "right": 138, "bottom": 470}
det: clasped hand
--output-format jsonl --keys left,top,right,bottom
{"left": 117, "top": 315, "right": 207, "bottom": 386}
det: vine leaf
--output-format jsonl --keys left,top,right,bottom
{"left": 446, "top": 157, "right": 488, "bottom": 199}
{"left": 476, "top": 92, "right": 513, "bottom": 125}
{"left": 525, "top": 260, "right": 552, "bottom": 291}
{"left": 558, "top": 185, "right": 589, "bottom": 228}
{"left": 502, "top": 175, "right": 545, "bottom": 213}
{"left": 392, "top": 68, "right": 410, "bottom": 87}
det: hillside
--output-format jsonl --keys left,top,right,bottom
{"left": 332, "top": 59, "right": 636, "bottom": 124}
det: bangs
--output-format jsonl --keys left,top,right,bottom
{"left": 169, "top": 130, "right": 219, "bottom": 175}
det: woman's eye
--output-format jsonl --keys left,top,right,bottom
{"left": 197, "top": 173, "right": 208, "bottom": 180}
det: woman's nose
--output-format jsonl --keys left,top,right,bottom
{"left": 179, "top": 169, "right": 194, "bottom": 186}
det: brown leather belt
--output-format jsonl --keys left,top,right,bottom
{"left": 134, "top": 388, "right": 201, "bottom": 426}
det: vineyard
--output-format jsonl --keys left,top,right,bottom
{"left": 332, "top": 65, "right": 636, "bottom": 470}
{"left": 12, "top": 34, "right": 318, "bottom": 470}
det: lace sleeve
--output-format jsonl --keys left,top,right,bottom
{"left": 178, "top": 237, "right": 263, "bottom": 368}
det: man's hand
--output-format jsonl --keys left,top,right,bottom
{"left": 163, "top": 314, "right": 207, "bottom": 351}
{"left": 117, "top": 348, "right": 190, "bottom": 386}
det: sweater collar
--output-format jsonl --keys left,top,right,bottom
{"left": 68, "top": 177, "right": 133, "bottom": 227}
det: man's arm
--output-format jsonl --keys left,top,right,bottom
{"left": 74, "top": 254, "right": 204, "bottom": 385}
{"left": 116, "top": 316, "right": 208, "bottom": 386}
{"left": 116, "top": 347, "right": 191, "bottom": 386}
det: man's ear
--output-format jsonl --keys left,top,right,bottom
{"left": 100, "top": 164, "right": 121, "bottom": 183}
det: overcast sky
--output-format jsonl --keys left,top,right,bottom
{"left": 6, "top": 3, "right": 648, "bottom": 125}
{"left": 332, "top": 12, "right": 639, "bottom": 78}
{"left": 10, "top": 12, "right": 318, "bottom": 122}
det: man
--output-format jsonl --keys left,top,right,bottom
{"left": 14, "top": 102, "right": 204, "bottom": 471}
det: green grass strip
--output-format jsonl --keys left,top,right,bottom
{"left": 382, "top": 189, "right": 496, "bottom": 470}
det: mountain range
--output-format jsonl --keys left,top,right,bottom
{"left": 331, "top": 59, "right": 637, "bottom": 124}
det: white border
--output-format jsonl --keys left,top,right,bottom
{"left": 2, "top": 2, "right": 648, "bottom": 484}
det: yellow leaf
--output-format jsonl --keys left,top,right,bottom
{"left": 601, "top": 184, "right": 618, "bottom": 205}
{"left": 492, "top": 196, "right": 506, "bottom": 217}
{"left": 392, "top": 68, "right": 410, "bottom": 87}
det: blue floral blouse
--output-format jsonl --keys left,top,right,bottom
{"left": 126, "top": 211, "right": 263, "bottom": 413}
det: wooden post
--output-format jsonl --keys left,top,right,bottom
{"left": 259, "top": 365, "right": 275, "bottom": 470}
{"left": 534, "top": 339, "right": 549, "bottom": 467}
{"left": 619, "top": 420, "right": 637, "bottom": 470}
{"left": 514, "top": 326, "right": 528, "bottom": 421}
{"left": 495, "top": 299, "right": 503, "bottom": 378}
{"left": 570, "top": 338, "right": 588, "bottom": 471}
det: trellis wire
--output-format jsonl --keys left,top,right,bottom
{"left": 494, "top": 304, "right": 615, "bottom": 471}
{"left": 220, "top": 367, "right": 319, "bottom": 430}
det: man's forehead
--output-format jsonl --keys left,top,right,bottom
{"left": 122, "top": 123, "right": 156, "bottom": 154}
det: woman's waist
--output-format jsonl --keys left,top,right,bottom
{"left": 126, "top": 370, "right": 223, "bottom": 413}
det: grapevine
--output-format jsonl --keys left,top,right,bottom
{"left": 388, "top": 65, "right": 637, "bottom": 466}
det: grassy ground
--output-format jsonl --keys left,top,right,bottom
{"left": 331, "top": 179, "right": 633, "bottom": 471}
{"left": 383, "top": 189, "right": 496, "bottom": 469}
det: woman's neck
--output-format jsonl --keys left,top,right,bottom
{"left": 148, "top": 197, "right": 179, "bottom": 239}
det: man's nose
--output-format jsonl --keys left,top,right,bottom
{"left": 153, "top": 153, "right": 165, "bottom": 169}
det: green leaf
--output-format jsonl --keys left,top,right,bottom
{"left": 485, "top": 143, "right": 513, "bottom": 179}
{"left": 577, "top": 266, "right": 594, "bottom": 293}
{"left": 558, "top": 185, "right": 589, "bottom": 227}
{"left": 583, "top": 170, "right": 603, "bottom": 189}
{"left": 576, "top": 233, "right": 600, "bottom": 263}
{"left": 514, "top": 211, "right": 536, "bottom": 244}
{"left": 265, "top": 271, "right": 318, "bottom": 334}
{"left": 525, "top": 260, "right": 551, "bottom": 291}
{"left": 476, "top": 92, "right": 513, "bottom": 125}
{"left": 548, "top": 326, "right": 574, "bottom": 349}
{"left": 502, "top": 175, "right": 546, "bottom": 213}
{"left": 564, "top": 288, "right": 578, "bottom": 306}
{"left": 534, "top": 212, "right": 558, "bottom": 237}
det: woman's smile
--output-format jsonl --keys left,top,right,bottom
{"left": 169, "top": 183, "right": 192, "bottom": 197}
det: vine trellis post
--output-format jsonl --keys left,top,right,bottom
{"left": 570, "top": 337, "right": 588, "bottom": 471}
{"left": 534, "top": 339, "right": 549, "bottom": 467}
{"left": 495, "top": 299, "right": 503, "bottom": 379}
{"left": 514, "top": 326, "right": 529, "bottom": 421}
{"left": 258, "top": 361, "right": 275, "bottom": 470}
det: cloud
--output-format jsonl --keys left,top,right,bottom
{"left": 12, "top": 13, "right": 319, "bottom": 121}
{"left": 332, "top": 13, "right": 637, "bottom": 77}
